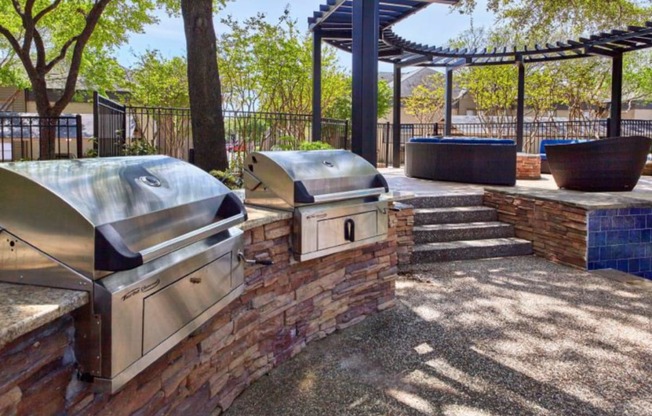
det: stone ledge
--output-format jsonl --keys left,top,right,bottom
{"left": 0, "top": 283, "right": 88, "bottom": 350}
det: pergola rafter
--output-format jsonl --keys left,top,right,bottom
{"left": 309, "top": 0, "right": 652, "bottom": 166}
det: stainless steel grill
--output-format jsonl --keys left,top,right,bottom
{"left": 0, "top": 156, "right": 247, "bottom": 393}
{"left": 244, "top": 150, "right": 389, "bottom": 261}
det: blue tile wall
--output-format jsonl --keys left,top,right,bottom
{"left": 587, "top": 208, "right": 652, "bottom": 279}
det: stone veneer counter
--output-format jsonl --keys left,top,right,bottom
{"left": 485, "top": 186, "right": 652, "bottom": 278}
{"left": 0, "top": 199, "right": 414, "bottom": 415}
{"left": 0, "top": 283, "right": 88, "bottom": 349}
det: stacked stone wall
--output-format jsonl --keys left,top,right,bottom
{"left": 484, "top": 191, "right": 587, "bottom": 268}
{"left": 0, "top": 207, "right": 414, "bottom": 415}
{"left": 516, "top": 153, "right": 541, "bottom": 180}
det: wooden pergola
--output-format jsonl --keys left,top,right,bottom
{"left": 309, "top": 0, "right": 652, "bottom": 167}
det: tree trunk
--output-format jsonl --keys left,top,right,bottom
{"left": 181, "top": 0, "right": 227, "bottom": 172}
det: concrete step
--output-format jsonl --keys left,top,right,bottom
{"left": 412, "top": 238, "right": 533, "bottom": 263}
{"left": 403, "top": 194, "right": 484, "bottom": 209}
{"left": 413, "top": 222, "right": 514, "bottom": 244}
{"left": 414, "top": 206, "right": 498, "bottom": 225}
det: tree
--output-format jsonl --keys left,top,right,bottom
{"left": 403, "top": 74, "right": 445, "bottom": 123}
{"left": 325, "top": 79, "right": 392, "bottom": 121}
{"left": 128, "top": 50, "right": 189, "bottom": 108}
{"left": 454, "top": 0, "right": 651, "bottom": 35}
{"left": 624, "top": 50, "right": 652, "bottom": 105}
{"left": 218, "top": 11, "right": 350, "bottom": 117}
{"left": 179, "top": 0, "right": 227, "bottom": 171}
{"left": 127, "top": 50, "right": 190, "bottom": 159}
{"left": 0, "top": 0, "right": 156, "bottom": 159}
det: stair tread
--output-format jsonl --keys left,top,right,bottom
{"left": 413, "top": 238, "right": 531, "bottom": 251}
{"left": 404, "top": 194, "right": 484, "bottom": 208}
{"left": 414, "top": 206, "right": 495, "bottom": 214}
{"left": 414, "top": 222, "right": 511, "bottom": 231}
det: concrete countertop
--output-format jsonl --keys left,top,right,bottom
{"left": 0, "top": 283, "right": 88, "bottom": 350}
{"left": 240, "top": 206, "right": 293, "bottom": 231}
{"left": 485, "top": 186, "right": 652, "bottom": 210}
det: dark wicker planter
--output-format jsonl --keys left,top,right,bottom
{"left": 547, "top": 136, "right": 652, "bottom": 192}
{"left": 405, "top": 138, "right": 517, "bottom": 186}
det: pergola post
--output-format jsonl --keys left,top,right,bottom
{"left": 610, "top": 53, "right": 623, "bottom": 137}
{"left": 444, "top": 67, "right": 453, "bottom": 136}
{"left": 392, "top": 65, "right": 402, "bottom": 168}
{"left": 312, "top": 27, "right": 322, "bottom": 143}
{"left": 516, "top": 59, "right": 525, "bottom": 152}
{"left": 351, "top": 0, "right": 379, "bottom": 165}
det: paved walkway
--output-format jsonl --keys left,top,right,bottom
{"left": 227, "top": 169, "right": 652, "bottom": 415}
{"left": 379, "top": 167, "right": 652, "bottom": 197}
{"left": 226, "top": 256, "right": 652, "bottom": 416}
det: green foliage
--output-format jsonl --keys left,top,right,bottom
{"left": 0, "top": 0, "right": 159, "bottom": 116}
{"left": 377, "top": 80, "right": 393, "bottom": 120}
{"left": 157, "top": 0, "right": 228, "bottom": 17}
{"left": 403, "top": 74, "right": 445, "bottom": 123}
{"left": 218, "top": 9, "right": 349, "bottom": 117}
{"left": 454, "top": 0, "right": 651, "bottom": 35}
{"left": 271, "top": 137, "right": 333, "bottom": 151}
{"left": 458, "top": 65, "right": 518, "bottom": 121}
{"left": 625, "top": 50, "right": 652, "bottom": 104}
{"left": 209, "top": 169, "right": 243, "bottom": 190}
{"left": 324, "top": 79, "right": 394, "bottom": 121}
{"left": 124, "top": 139, "right": 158, "bottom": 156}
{"left": 272, "top": 136, "right": 299, "bottom": 151}
{"left": 85, "top": 138, "right": 98, "bottom": 158}
{"left": 127, "top": 50, "right": 189, "bottom": 107}
{"left": 298, "top": 141, "right": 333, "bottom": 151}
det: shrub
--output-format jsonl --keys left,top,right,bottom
{"left": 210, "top": 169, "right": 243, "bottom": 190}
{"left": 298, "top": 141, "right": 333, "bottom": 151}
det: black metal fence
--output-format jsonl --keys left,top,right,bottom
{"left": 0, "top": 114, "right": 82, "bottom": 162}
{"left": 125, "top": 108, "right": 350, "bottom": 163}
{"left": 376, "top": 119, "right": 652, "bottom": 166}
{"left": 94, "top": 93, "right": 127, "bottom": 157}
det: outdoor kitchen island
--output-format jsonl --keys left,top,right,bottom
{"left": 0, "top": 201, "right": 413, "bottom": 415}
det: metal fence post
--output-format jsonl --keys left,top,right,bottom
{"left": 385, "top": 122, "right": 390, "bottom": 167}
{"left": 76, "top": 114, "right": 83, "bottom": 158}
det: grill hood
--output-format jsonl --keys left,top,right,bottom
{"left": 0, "top": 156, "right": 246, "bottom": 279}
{"left": 244, "top": 150, "right": 389, "bottom": 209}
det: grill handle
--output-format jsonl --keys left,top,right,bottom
{"left": 344, "top": 219, "right": 355, "bottom": 242}
{"left": 312, "top": 187, "right": 386, "bottom": 204}
{"left": 140, "top": 213, "right": 246, "bottom": 264}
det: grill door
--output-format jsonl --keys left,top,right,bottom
{"left": 142, "top": 252, "right": 233, "bottom": 353}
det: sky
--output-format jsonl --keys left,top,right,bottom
{"left": 116, "top": 0, "right": 495, "bottom": 73}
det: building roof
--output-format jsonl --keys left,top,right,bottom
{"left": 379, "top": 67, "right": 465, "bottom": 99}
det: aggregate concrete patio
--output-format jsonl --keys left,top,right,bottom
{"left": 225, "top": 171, "right": 652, "bottom": 416}
{"left": 226, "top": 256, "right": 652, "bottom": 416}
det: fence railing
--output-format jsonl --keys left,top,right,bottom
{"left": 0, "top": 114, "right": 82, "bottom": 162}
{"left": 125, "top": 108, "right": 350, "bottom": 163}
{"left": 4, "top": 112, "right": 652, "bottom": 168}
{"left": 376, "top": 119, "right": 652, "bottom": 166}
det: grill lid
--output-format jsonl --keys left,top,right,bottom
{"left": 244, "top": 150, "right": 388, "bottom": 208}
{"left": 0, "top": 156, "right": 246, "bottom": 278}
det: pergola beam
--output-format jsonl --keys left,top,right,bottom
{"left": 351, "top": 0, "right": 379, "bottom": 165}
{"left": 610, "top": 53, "right": 623, "bottom": 137}
{"left": 392, "top": 65, "right": 402, "bottom": 168}
{"left": 312, "top": 27, "right": 322, "bottom": 143}
{"left": 444, "top": 67, "right": 453, "bottom": 136}
{"left": 516, "top": 59, "right": 525, "bottom": 151}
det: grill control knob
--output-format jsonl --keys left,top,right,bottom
{"left": 138, "top": 175, "right": 162, "bottom": 187}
